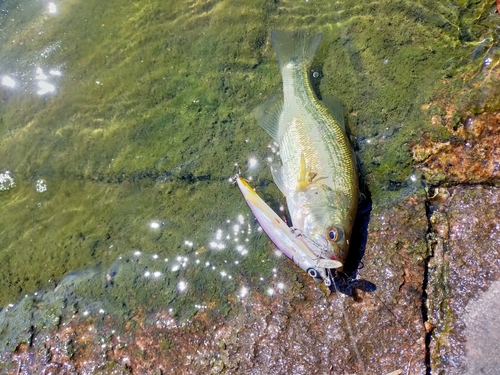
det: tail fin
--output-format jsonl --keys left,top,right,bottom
{"left": 270, "top": 30, "right": 323, "bottom": 71}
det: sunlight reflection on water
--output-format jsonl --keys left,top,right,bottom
{"left": 0, "top": 171, "right": 16, "bottom": 191}
{"left": 1, "top": 76, "right": 16, "bottom": 88}
{"left": 119, "top": 206, "right": 289, "bottom": 311}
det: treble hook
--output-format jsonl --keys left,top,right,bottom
{"left": 324, "top": 268, "right": 334, "bottom": 287}
{"left": 230, "top": 166, "right": 242, "bottom": 185}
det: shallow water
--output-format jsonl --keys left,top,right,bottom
{"left": 0, "top": 0, "right": 499, "bottom": 368}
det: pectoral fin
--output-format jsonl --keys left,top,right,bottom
{"left": 296, "top": 153, "right": 319, "bottom": 191}
{"left": 297, "top": 153, "right": 308, "bottom": 191}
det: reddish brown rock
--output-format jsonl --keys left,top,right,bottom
{"left": 413, "top": 111, "right": 500, "bottom": 185}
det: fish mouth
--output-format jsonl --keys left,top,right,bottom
{"left": 304, "top": 233, "right": 343, "bottom": 269}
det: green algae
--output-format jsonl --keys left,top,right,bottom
{"left": 0, "top": 0, "right": 498, "bottom": 344}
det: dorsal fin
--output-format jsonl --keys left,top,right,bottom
{"left": 253, "top": 95, "right": 282, "bottom": 141}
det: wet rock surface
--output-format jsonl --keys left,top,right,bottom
{"left": 426, "top": 185, "right": 500, "bottom": 374}
{"left": 2, "top": 186, "right": 499, "bottom": 375}
{"left": 0, "top": 197, "right": 428, "bottom": 375}
{"left": 463, "top": 279, "right": 500, "bottom": 375}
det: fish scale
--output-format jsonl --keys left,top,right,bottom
{"left": 279, "top": 61, "right": 358, "bottom": 207}
{"left": 281, "top": 67, "right": 356, "bottom": 195}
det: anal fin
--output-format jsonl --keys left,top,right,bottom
{"left": 270, "top": 164, "right": 286, "bottom": 195}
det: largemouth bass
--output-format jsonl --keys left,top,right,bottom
{"left": 255, "top": 30, "right": 359, "bottom": 268}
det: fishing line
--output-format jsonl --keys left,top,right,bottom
{"left": 347, "top": 266, "right": 420, "bottom": 375}
{"left": 331, "top": 271, "right": 367, "bottom": 375}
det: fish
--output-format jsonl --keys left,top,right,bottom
{"left": 235, "top": 175, "right": 342, "bottom": 284}
{"left": 254, "top": 30, "right": 359, "bottom": 269}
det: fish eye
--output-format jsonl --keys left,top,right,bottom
{"left": 327, "top": 226, "right": 344, "bottom": 242}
